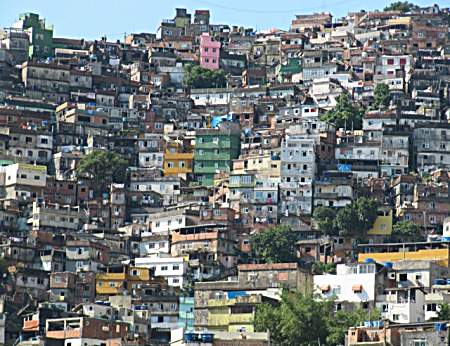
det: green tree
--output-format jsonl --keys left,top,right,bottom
{"left": 313, "top": 206, "right": 338, "bottom": 236}
{"left": 391, "top": 221, "right": 424, "bottom": 242}
{"left": 255, "top": 292, "right": 332, "bottom": 346}
{"left": 311, "top": 262, "right": 336, "bottom": 275}
{"left": 373, "top": 83, "right": 391, "bottom": 109}
{"left": 255, "top": 291, "right": 380, "bottom": 346}
{"left": 250, "top": 225, "right": 298, "bottom": 263}
{"left": 437, "top": 303, "right": 450, "bottom": 320}
{"left": 384, "top": 1, "right": 416, "bottom": 13}
{"left": 335, "top": 205, "right": 361, "bottom": 236}
{"left": 327, "top": 308, "right": 381, "bottom": 345}
{"left": 76, "top": 150, "right": 128, "bottom": 196}
{"left": 320, "top": 93, "right": 364, "bottom": 130}
{"left": 353, "top": 197, "right": 379, "bottom": 230}
{"left": 335, "top": 197, "right": 379, "bottom": 237}
{"left": 183, "top": 64, "right": 227, "bottom": 89}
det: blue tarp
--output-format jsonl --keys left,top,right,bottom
{"left": 211, "top": 114, "right": 234, "bottom": 128}
{"left": 227, "top": 291, "right": 248, "bottom": 299}
{"left": 337, "top": 164, "right": 352, "bottom": 172}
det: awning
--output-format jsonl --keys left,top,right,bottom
{"left": 320, "top": 284, "right": 331, "bottom": 292}
{"left": 352, "top": 284, "right": 363, "bottom": 293}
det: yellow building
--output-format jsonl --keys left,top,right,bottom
{"left": 96, "top": 266, "right": 151, "bottom": 295}
{"left": 358, "top": 248, "right": 450, "bottom": 267}
{"left": 367, "top": 210, "right": 393, "bottom": 236}
{"left": 163, "top": 143, "right": 194, "bottom": 177}
{"left": 232, "top": 154, "right": 281, "bottom": 178}
{"left": 204, "top": 295, "right": 260, "bottom": 332}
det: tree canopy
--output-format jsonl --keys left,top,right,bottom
{"left": 183, "top": 64, "right": 227, "bottom": 89}
{"left": 373, "top": 83, "right": 391, "bottom": 109}
{"left": 250, "top": 225, "right": 298, "bottom": 263}
{"left": 313, "top": 206, "right": 339, "bottom": 236}
{"left": 384, "top": 1, "right": 417, "bottom": 13}
{"left": 320, "top": 93, "right": 364, "bottom": 130}
{"left": 391, "top": 221, "right": 424, "bottom": 242}
{"left": 255, "top": 291, "right": 380, "bottom": 346}
{"left": 313, "top": 197, "right": 379, "bottom": 237}
{"left": 436, "top": 303, "right": 450, "bottom": 320}
{"left": 76, "top": 150, "right": 128, "bottom": 196}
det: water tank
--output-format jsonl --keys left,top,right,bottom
{"left": 184, "top": 333, "right": 195, "bottom": 342}
{"left": 372, "top": 321, "right": 384, "bottom": 328}
{"left": 434, "top": 279, "right": 446, "bottom": 285}
{"left": 364, "top": 258, "right": 375, "bottom": 264}
{"left": 435, "top": 323, "right": 448, "bottom": 331}
{"left": 384, "top": 262, "right": 393, "bottom": 269}
{"left": 201, "top": 333, "right": 214, "bottom": 343}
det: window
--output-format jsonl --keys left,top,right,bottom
{"left": 393, "top": 314, "right": 400, "bottom": 321}
{"left": 426, "top": 303, "right": 437, "bottom": 311}
{"left": 173, "top": 265, "right": 180, "bottom": 270}
{"left": 413, "top": 340, "right": 426, "bottom": 346}
{"left": 399, "top": 273, "right": 407, "bottom": 282}
{"left": 161, "top": 266, "right": 168, "bottom": 271}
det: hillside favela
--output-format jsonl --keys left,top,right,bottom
{"left": 1, "top": 1, "right": 450, "bottom": 345}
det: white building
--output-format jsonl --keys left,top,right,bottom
{"left": 314, "top": 263, "right": 378, "bottom": 311}
{"left": 0, "top": 163, "right": 47, "bottom": 201}
{"left": 139, "top": 234, "right": 170, "bottom": 257}
{"left": 134, "top": 255, "right": 186, "bottom": 288}
{"left": 148, "top": 209, "right": 187, "bottom": 234}
{"left": 377, "top": 287, "right": 426, "bottom": 323}
{"left": 31, "top": 201, "right": 88, "bottom": 232}
{"left": 375, "top": 55, "right": 412, "bottom": 77}
{"left": 280, "top": 134, "right": 315, "bottom": 216}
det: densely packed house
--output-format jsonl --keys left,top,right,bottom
{"left": 0, "top": 4, "right": 450, "bottom": 345}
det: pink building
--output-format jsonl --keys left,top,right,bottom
{"left": 200, "top": 33, "right": 220, "bottom": 70}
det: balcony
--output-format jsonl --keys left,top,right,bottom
{"left": 196, "top": 141, "right": 233, "bottom": 149}
{"left": 151, "top": 321, "right": 179, "bottom": 330}
{"left": 208, "top": 313, "right": 230, "bottom": 326}
{"left": 229, "top": 313, "right": 253, "bottom": 323}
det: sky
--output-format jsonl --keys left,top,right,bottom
{"left": 1, "top": 0, "right": 449, "bottom": 40}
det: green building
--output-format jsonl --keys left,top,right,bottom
{"left": 14, "top": 13, "right": 54, "bottom": 59}
{"left": 276, "top": 58, "right": 302, "bottom": 83}
{"left": 178, "top": 296, "right": 195, "bottom": 331}
{"left": 194, "top": 123, "right": 241, "bottom": 186}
